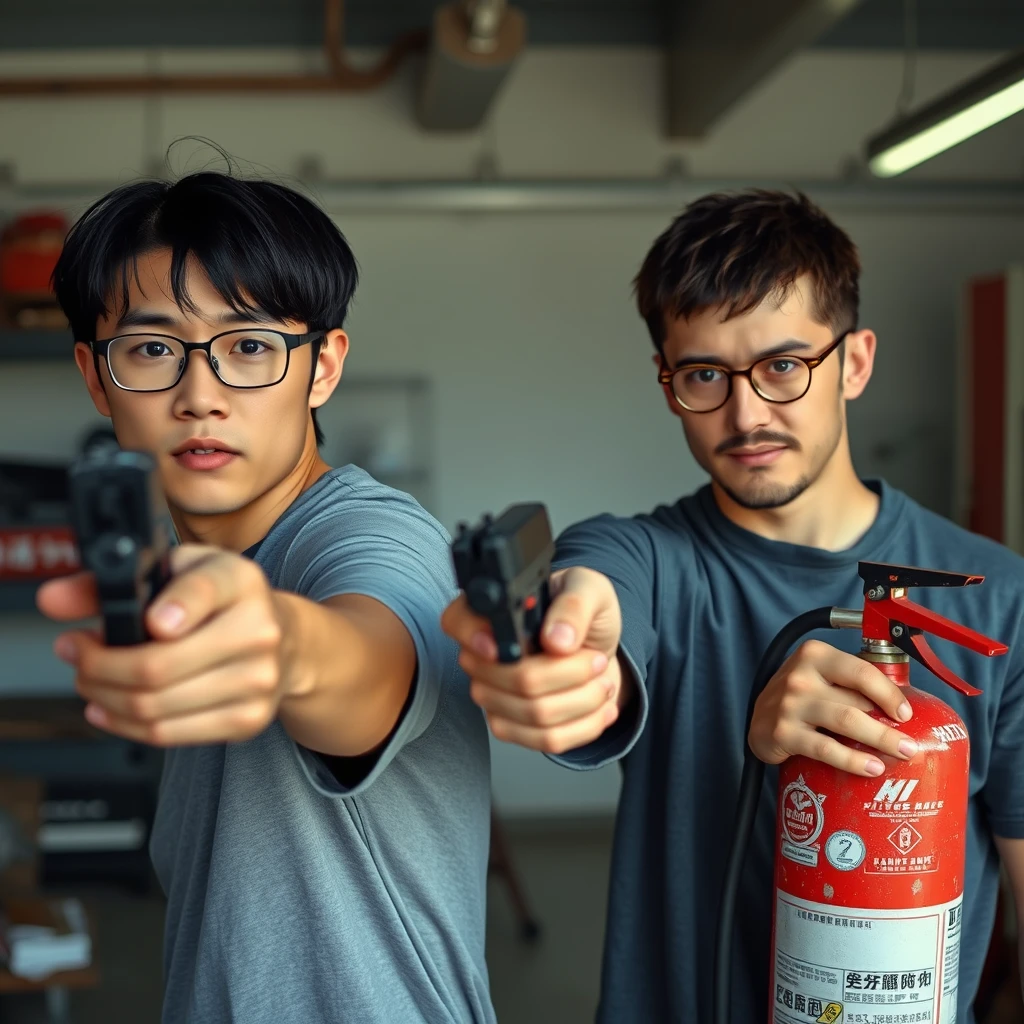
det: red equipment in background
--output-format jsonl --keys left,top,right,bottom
{"left": 0, "top": 211, "right": 68, "bottom": 329}
{"left": 770, "top": 563, "right": 1008, "bottom": 1024}
{"left": 0, "top": 526, "right": 79, "bottom": 581}
{"left": 956, "top": 267, "right": 1024, "bottom": 1018}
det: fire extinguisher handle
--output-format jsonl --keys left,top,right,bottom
{"left": 890, "top": 627, "right": 985, "bottom": 697}
{"left": 858, "top": 560, "right": 985, "bottom": 593}
{"left": 857, "top": 561, "right": 1009, "bottom": 697}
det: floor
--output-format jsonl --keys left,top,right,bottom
{"left": 1, "top": 820, "right": 1020, "bottom": 1023}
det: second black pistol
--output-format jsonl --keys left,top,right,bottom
{"left": 67, "top": 450, "right": 174, "bottom": 646}
{"left": 452, "top": 503, "right": 554, "bottom": 663}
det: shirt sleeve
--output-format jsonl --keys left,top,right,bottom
{"left": 983, "top": 650, "right": 1024, "bottom": 839}
{"left": 275, "top": 485, "right": 459, "bottom": 798}
{"left": 546, "top": 513, "right": 659, "bottom": 771}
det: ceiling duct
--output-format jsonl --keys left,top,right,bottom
{"left": 665, "top": 0, "right": 861, "bottom": 138}
{"left": 416, "top": 1, "right": 527, "bottom": 132}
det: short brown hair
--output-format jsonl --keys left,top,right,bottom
{"left": 634, "top": 190, "right": 860, "bottom": 352}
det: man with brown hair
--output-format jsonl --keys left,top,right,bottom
{"left": 443, "top": 190, "right": 1024, "bottom": 1021}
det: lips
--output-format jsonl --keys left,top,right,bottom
{"left": 726, "top": 446, "right": 787, "bottom": 467}
{"left": 171, "top": 438, "right": 240, "bottom": 457}
{"left": 171, "top": 438, "right": 240, "bottom": 472}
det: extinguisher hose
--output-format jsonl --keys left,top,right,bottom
{"left": 713, "top": 606, "right": 839, "bottom": 1024}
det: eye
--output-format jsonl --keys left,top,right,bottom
{"left": 685, "top": 367, "right": 724, "bottom": 386}
{"left": 131, "top": 341, "right": 174, "bottom": 358}
{"left": 232, "top": 337, "right": 270, "bottom": 356}
{"left": 765, "top": 358, "right": 798, "bottom": 375}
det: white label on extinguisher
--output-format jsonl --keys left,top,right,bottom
{"left": 772, "top": 892, "right": 963, "bottom": 1023}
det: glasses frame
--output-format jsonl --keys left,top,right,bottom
{"left": 657, "top": 331, "right": 851, "bottom": 414}
{"left": 89, "top": 329, "right": 325, "bottom": 393}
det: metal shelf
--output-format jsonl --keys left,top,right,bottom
{"left": 0, "top": 330, "right": 70, "bottom": 361}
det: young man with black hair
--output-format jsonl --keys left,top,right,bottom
{"left": 443, "top": 190, "right": 1024, "bottom": 1022}
{"left": 37, "top": 171, "right": 495, "bottom": 1024}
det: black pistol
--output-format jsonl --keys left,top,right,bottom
{"left": 67, "top": 450, "right": 174, "bottom": 646}
{"left": 451, "top": 503, "right": 554, "bottom": 663}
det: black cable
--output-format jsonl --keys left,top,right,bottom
{"left": 713, "top": 606, "right": 838, "bottom": 1024}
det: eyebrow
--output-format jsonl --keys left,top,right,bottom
{"left": 671, "top": 339, "right": 814, "bottom": 370}
{"left": 115, "top": 308, "right": 277, "bottom": 330}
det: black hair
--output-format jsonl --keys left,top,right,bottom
{"left": 52, "top": 171, "right": 359, "bottom": 446}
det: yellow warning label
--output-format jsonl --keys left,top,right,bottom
{"left": 816, "top": 1004, "right": 843, "bottom": 1024}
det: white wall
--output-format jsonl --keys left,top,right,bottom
{"left": 1, "top": 45, "right": 1024, "bottom": 816}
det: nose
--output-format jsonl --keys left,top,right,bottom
{"left": 170, "top": 350, "right": 230, "bottom": 420}
{"left": 725, "top": 375, "right": 772, "bottom": 436}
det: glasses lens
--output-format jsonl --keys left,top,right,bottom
{"left": 673, "top": 366, "right": 729, "bottom": 411}
{"left": 210, "top": 331, "right": 289, "bottom": 388}
{"left": 751, "top": 356, "right": 810, "bottom": 402}
{"left": 107, "top": 336, "right": 186, "bottom": 391}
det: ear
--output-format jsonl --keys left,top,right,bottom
{"left": 841, "top": 329, "right": 876, "bottom": 401}
{"left": 653, "top": 352, "right": 685, "bottom": 420}
{"left": 74, "top": 342, "right": 113, "bottom": 418}
{"left": 309, "top": 329, "right": 349, "bottom": 411}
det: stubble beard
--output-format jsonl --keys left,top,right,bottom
{"left": 694, "top": 411, "right": 844, "bottom": 511}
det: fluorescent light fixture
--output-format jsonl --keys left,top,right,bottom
{"left": 867, "top": 50, "right": 1024, "bottom": 178}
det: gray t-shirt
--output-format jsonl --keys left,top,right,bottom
{"left": 552, "top": 480, "right": 1024, "bottom": 1024}
{"left": 149, "top": 466, "right": 495, "bottom": 1024}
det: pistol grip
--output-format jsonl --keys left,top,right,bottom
{"left": 102, "top": 603, "right": 150, "bottom": 647}
{"left": 467, "top": 579, "right": 550, "bottom": 664}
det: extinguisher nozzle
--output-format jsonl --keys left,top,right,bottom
{"left": 829, "top": 607, "right": 863, "bottom": 630}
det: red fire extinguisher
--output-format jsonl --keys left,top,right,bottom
{"left": 714, "top": 560, "right": 1010, "bottom": 1024}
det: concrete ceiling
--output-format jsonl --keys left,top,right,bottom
{"left": 0, "top": 0, "right": 1021, "bottom": 51}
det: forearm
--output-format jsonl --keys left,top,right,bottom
{"left": 273, "top": 590, "right": 416, "bottom": 757}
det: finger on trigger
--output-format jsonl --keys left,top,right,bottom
{"left": 35, "top": 572, "right": 100, "bottom": 622}
{"left": 441, "top": 594, "right": 495, "bottom": 653}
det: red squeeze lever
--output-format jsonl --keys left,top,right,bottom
{"left": 858, "top": 561, "right": 1009, "bottom": 697}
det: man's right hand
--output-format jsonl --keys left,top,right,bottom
{"left": 749, "top": 639, "right": 917, "bottom": 777}
{"left": 441, "top": 567, "right": 627, "bottom": 755}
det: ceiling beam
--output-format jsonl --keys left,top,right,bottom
{"left": 666, "top": 0, "right": 863, "bottom": 138}
{"left": 4, "top": 177, "right": 1024, "bottom": 217}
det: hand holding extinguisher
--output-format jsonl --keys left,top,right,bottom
{"left": 715, "top": 561, "right": 1009, "bottom": 1024}
{"left": 749, "top": 638, "right": 919, "bottom": 779}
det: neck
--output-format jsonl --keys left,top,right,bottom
{"left": 169, "top": 429, "right": 332, "bottom": 553}
{"left": 711, "top": 444, "right": 879, "bottom": 551}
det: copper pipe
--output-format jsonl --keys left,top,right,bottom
{"left": 0, "top": 0, "right": 428, "bottom": 97}
{"left": 323, "top": 0, "right": 427, "bottom": 88}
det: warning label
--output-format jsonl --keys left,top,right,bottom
{"left": 866, "top": 855, "right": 938, "bottom": 875}
{"left": 862, "top": 778, "right": 944, "bottom": 820}
{"left": 772, "top": 893, "right": 962, "bottom": 1023}
{"left": 782, "top": 775, "right": 826, "bottom": 846}
{"left": 888, "top": 824, "right": 923, "bottom": 855}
